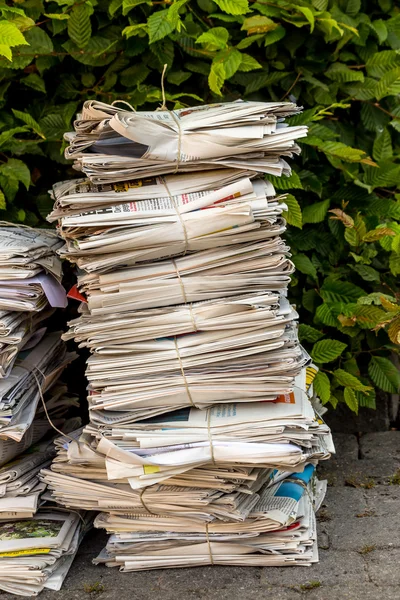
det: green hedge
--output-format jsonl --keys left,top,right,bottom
{"left": 1, "top": 0, "right": 400, "bottom": 412}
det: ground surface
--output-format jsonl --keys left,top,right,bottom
{"left": 2, "top": 431, "right": 400, "bottom": 600}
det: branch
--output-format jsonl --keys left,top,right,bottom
{"left": 280, "top": 71, "right": 302, "bottom": 100}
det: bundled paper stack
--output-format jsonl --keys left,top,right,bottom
{"left": 0, "top": 226, "right": 87, "bottom": 595}
{"left": 43, "top": 99, "right": 333, "bottom": 571}
{"left": 0, "top": 509, "right": 92, "bottom": 595}
{"left": 0, "top": 228, "right": 67, "bottom": 378}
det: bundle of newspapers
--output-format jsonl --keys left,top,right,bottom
{"left": 0, "top": 228, "right": 67, "bottom": 378}
{"left": 0, "top": 226, "right": 88, "bottom": 595}
{"left": 43, "top": 99, "right": 333, "bottom": 572}
{"left": 0, "top": 509, "right": 92, "bottom": 595}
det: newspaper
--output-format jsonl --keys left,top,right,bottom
{"left": 93, "top": 480, "right": 324, "bottom": 569}
{"left": 64, "top": 100, "right": 307, "bottom": 182}
{"left": 0, "top": 509, "right": 91, "bottom": 596}
{"left": 42, "top": 97, "right": 335, "bottom": 575}
{"left": 0, "top": 332, "right": 77, "bottom": 442}
{"left": 0, "top": 227, "right": 67, "bottom": 380}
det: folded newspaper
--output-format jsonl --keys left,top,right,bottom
{"left": 64, "top": 100, "right": 307, "bottom": 182}
{"left": 0, "top": 384, "right": 80, "bottom": 520}
{"left": 51, "top": 172, "right": 288, "bottom": 269}
{"left": 0, "top": 332, "right": 76, "bottom": 443}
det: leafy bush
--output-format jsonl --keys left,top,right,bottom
{"left": 1, "top": 0, "right": 400, "bottom": 412}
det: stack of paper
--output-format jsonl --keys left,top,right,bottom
{"left": 64, "top": 101, "right": 307, "bottom": 182}
{"left": 0, "top": 384, "right": 80, "bottom": 521}
{"left": 0, "top": 228, "right": 67, "bottom": 378}
{"left": 43, "top": 98, "right": 333, "bottom": 572}
{"left": 0, "top": 509, "right": 92, "bottom": 595}
{"left": 0, "top": 226, "right": 89, "bottom": 594}
{"left": 93, "top": 466, "right": 326, "bottom": 569}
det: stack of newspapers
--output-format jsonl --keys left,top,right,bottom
{"left": 43, "top": 100, "right": 334, "bottom": 571}
{"left": 0, "top": 509, "right": 92, "bottom": 595}
{"left": 0, "top": 228, "right": 67, "bottom": 378}
{"left": 0, "top": 227, "right": 87, "bottom": 595}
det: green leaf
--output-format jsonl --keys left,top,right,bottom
{"left": 366, "top": 50, "right": 400, "bottom": 78}
{"left": 215, "top": 49, "right": 242, "bottom": 78}
{"left": 196, "top": 27, "right": 229, "bottom": 50}
{"left": 209, "top": 13, "right": 244, "bottom": 23}
{"left": 373, "top": 128, "right": 393, "bottom": 162}
{"left": 344, "top": 388, "right": 358, "bottom": 413}
{"left": 44, "top": 12, "right": 70, "bottom": 20}
{"left": 0, "top": 158, "right": 30, "bottom": 189}
{"left": 148, "top": 9, "right": 175, "bottom": 44}
{"left": 313, "top": 371, "right": 331, "bottom": 404}
{"left": 333, "top": 369, "right": 372, "bottom": 392}
{"left": 268, "top": 171, "right": 303, "bottom": 190}
{"left": 167, "top": 0, "right": 189, "bottom": 27}
{"left": 345, "top": 304, "right": 386, "bottom": 328}
{"left": 0, "top": 20, "right": 28, "bottom": 48}
{"left": 67, "top": 4, "right": 91, "bottom": 48}
{"left": 356, "top": 388, "right": 376, "bottom": 409}
{"left": 345, "top": 0, "right": 361, "bottom": 16}
{"left": 0, "top": 127, "right": 28, "bottom": 148}
{"left": 122, "top": 24, "right": 148, "bottom": 39}
{"left": 320, "top": 280, "right": 364, "bottom": 304}
{"left": 318, "top": 141, "right": 369, "bottom": 163}
{"left": 371, "top": 19, "right": 388, "bottom": 44}
{"left": 0, "top": 190, "right": 5, "bottom": 210}
{"left": 292, "top": 253, "right": 317, "bottom": 279}
{"left": 0, "top": 45, "right": 12, "bottom": 61}
{"left": 296, "top": 7, "right": 315, "bottom": 32}
{"left": 244, "top": 71, "right": 289, "bottom": 94}
{"left": 263, "top": 25, "right": 286, "bottom": 46}
{"left": 351, "top": 264, "right": 380, "bottom": 282}
{"left": 63, "top": 36, "right": 117, "bottom": 66}
{"left": 298, "top": 323, "right": 324, "bottom": 343}
{"left": 282, "top": 193, "right": 302, "bottom": 229}
{"left": 238, "top": 53, "right": 262, "bottom": 71}
{"left": 374, "top": 67, "right": 400, "bottom": 100}
{"left": 241, "top": 16, "right": 277, "bottom": 35}
{"left": 23, "top": 73, "right": 46, "bottom": 93}
{"left": 311, "top": 339, "right": 347, "bottom": 363}
{"left": 302, "top": 199, "right": 330, "bottom": 224}
{"left": 389, "top": 252, "right": 400, "bottom": 276}
{"left": 315, "top": 303, "right": 338, "bottom": 327}
{"left": 122, "top": 0, "right": 149, "bottom": 15}
{"left": 312, "top": 0, "right": 328, "bottom": 9}
{"left": 357, "top": 293, "right": 397, "bottom": 306}
{"left": 208, "top": 62, "right": 225, "bottom": 95}
{"left": 213, "top": 0, "right": 249, "bottom": 15}
{"left": 0, "top": 173, "right": 19, "bottom": 202}
{"left": 326, "top": 63, "right": 364, "bottom": 83}
{"left": 12, "top": 109, "right": 45, "bottom": 139}
{"left": 368, "top": 356, "right": 400, "bottom": 393}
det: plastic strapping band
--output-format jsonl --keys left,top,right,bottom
{"left": 162, "top": 177, "right": 189, "bottom": 255}
{"left": 207, "top": 408, "right": 216, "bottom": 465}
{"left": 173, "top": 337, "right": 195, "bottom": 407}
{"left": 205, "top": 524, "right": 214, "bottom": 565}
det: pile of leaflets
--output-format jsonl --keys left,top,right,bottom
{"left": 0, "top": 226, "right": 87, "bottom": 595}
{"left": 43, "top": 100, "right": 334, "bottom": 572}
